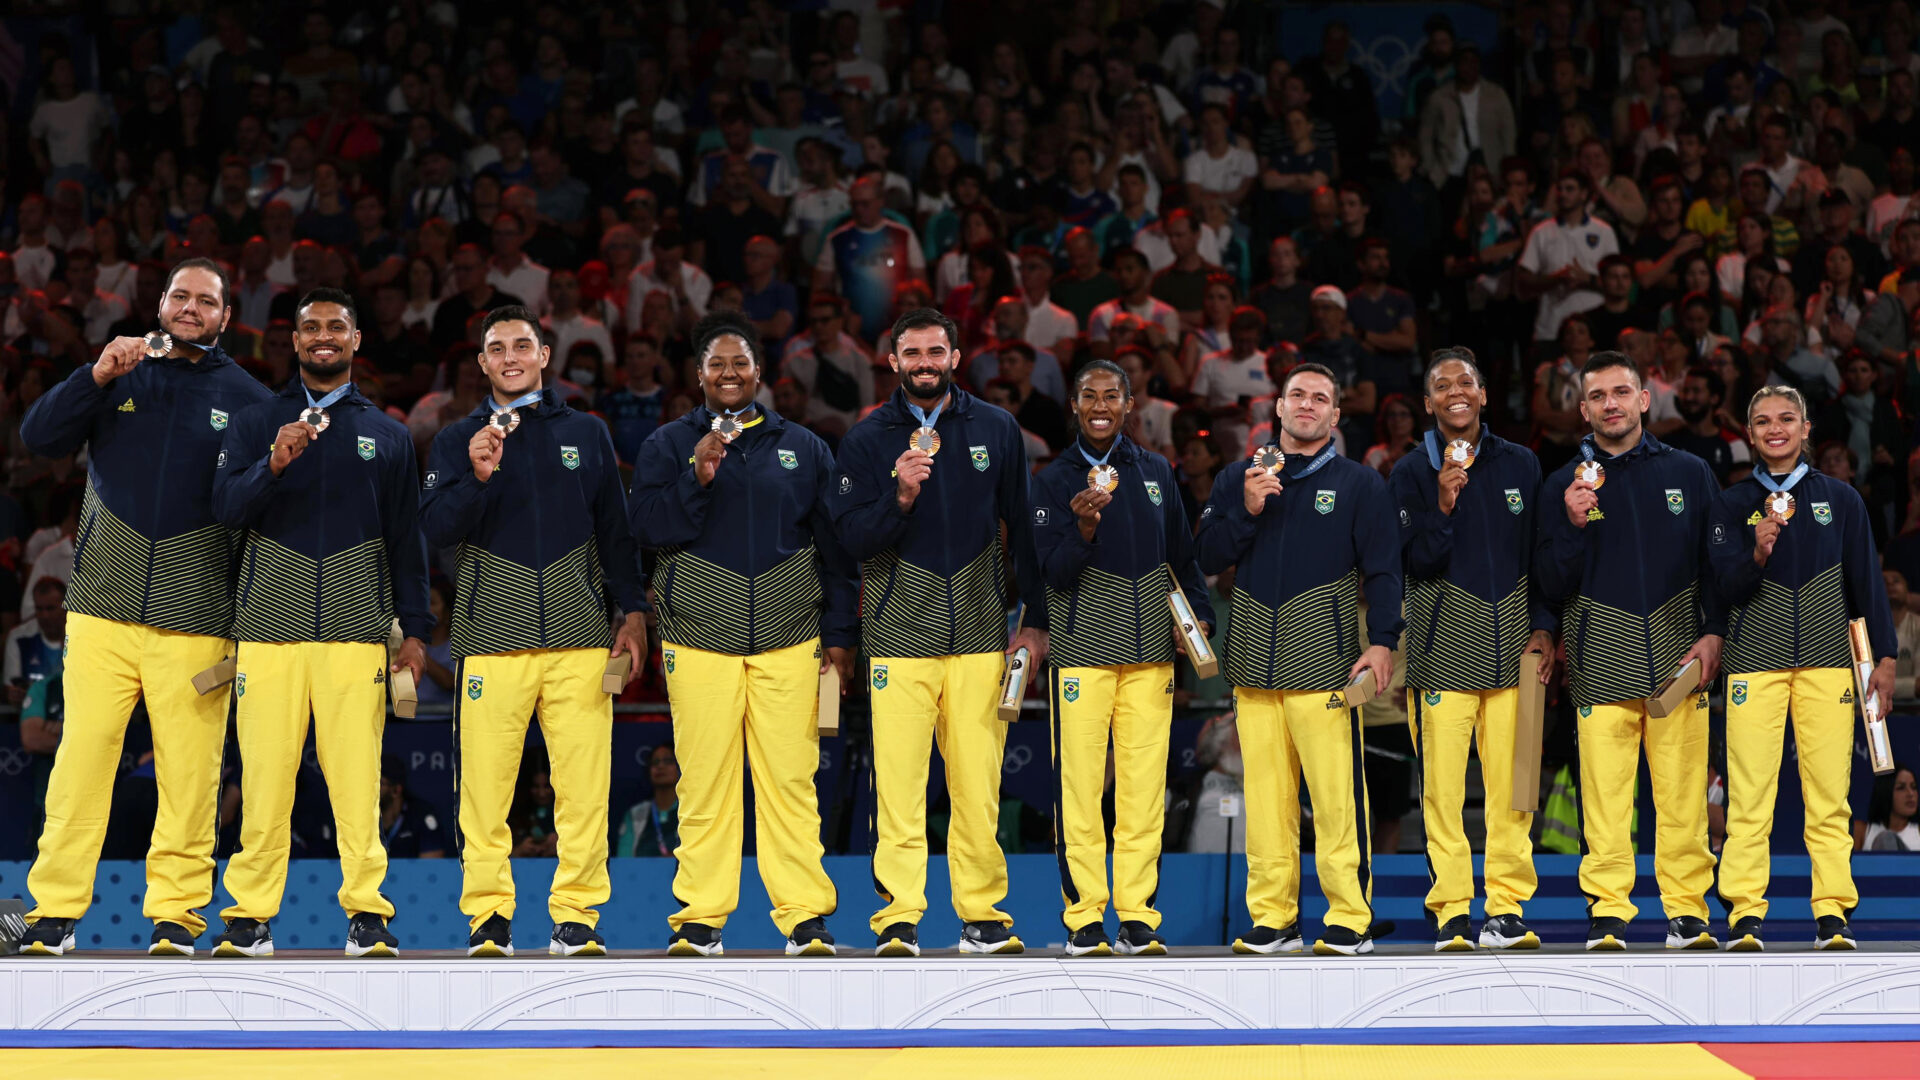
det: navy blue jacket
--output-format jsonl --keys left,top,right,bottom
{"left": 827, "top": 387, "right": 1047, "bottom": 658}
{"left": 22, "top": 345, "right": 271, "bottom": 635}
{"left": 213, "top": 380, "right": 433, "bottom": 644}
{"left": 1707, "top": 467, "right": 1897, "bottom": 673}
{"left": 1196, "top": 445, "right": 1404, "bottom": 691}
{"left": 1536, "top": 432, "right": 1727, "bottom": 707}
{"left": 1032, "top": 435, "right": 1215, "bottom": 669}
{"left": 1390, "top": 428, "right": 1554, "bottom": 691}
{"left": 420, "top": 388, "right": 645, "bottom": 658}
{"left": 629, "top": 404, "right": 859, "bottom": 655}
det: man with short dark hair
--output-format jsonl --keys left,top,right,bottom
{"left": 16, "top": 259, "right": 273, "bottom": 957}
{"left": 1148, "top": 209, "right": 1219, "bottom": 331}
{"left": 1345, "top": 238, "right": 1417, "bottom": 397}
{"left": 1517, "top": 169, "right": 1619, "bottom": 345}
{"left": 433, "top": 243, "right": 526, "bottom": 354}
{"left": 1664, "top": 365, "right": 1753, "bottom": 485}
{"left": 209, "top": 288, "right": 430, "bottom": 959}
{"left": 1584, "top": 254, "right": 1652, "bottom": 351}
{"left": 421, "top": 304, "right": 649, "bottom": 958}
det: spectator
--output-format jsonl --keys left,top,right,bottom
{"left": 486, "top": 209, "right": 551, "bottom": 317}
{"left": 1297, "top": 21, "right": 1380, "bottom": 178}
{"left": 615, "top": 742, "right": 682, "bottom": 858}
{"left": 1089, "top": 248, "right": 1182, "bottom": 360}
{"left": 969, "top": 297, "right": 1067, "bottom": 405}
{"left": 1667, "top": 364, "right": 1754, "bottom": 484}
{"left": 1148, "top": 209, "right": 1221, "bottom": 332}
{"left": 1250, "top": 236, "right": 1313, "bottom": 346}
{"left": 432, "top": 243, "right": 525, "bottom": 355}
{"left": 29, "top": 57, "right": 110, "bottom": 190}
{"left": 4, "top": 577, "right": 66, "bottom": 706}
{"left": 1184, "top": 105, "right": 1256, "bottom": 212}
{"left": 1298, "top": 284, "right": 1377, "bottom": 450}
{"left": 1817, "top": 350, "right": 1905, "bottom": 514}
{"left": 1635, "top": 177, "right": 1707, "bottom": 316}
{"left": 987, "top": 342, "right": 1070, "bottom": 450}
{"left": 62, "top": 247, "right": 132, "bottom": 348}
{"left": 1098, "top": 164, "right": 1159, "bottom": 258}
{"left": 1050, "top": 227, "right": 1118, "bottom": 329}
{"left": 600, "top": 336, "right": 670, "bottom": 467}
{"left": 1586, "top": 253, "right": 1653, "bottom": 351}
{"left": 1532, "top": 313, "right": 1595, "bottom": 471}
{"left": 378, "top": 756, "right": 451, "bottom": 859}
{"left": 1417, "top": 42, "right": 1516, "bottom": 202}
{"left": 692, "top": 158, "right": 784, "bottom": 289}
{"left": 627, "top": 228, "right": 712, "bottom": 339}
{"left": 1518, "top": 168, "right": 1619, "bottom": 346}
{"left": 1345, "top": 238, "right": 1418, "bottom": 397}
{"left": 783, "top": 294, "right": 876, "bottom": 430}
{"left": 1183, "top": 711, "right": 1247, "bottom": 854}
{"left": 814, "top": 175, "right": 926, "bottom": 341}
{"left": 542, "top": 268, "right": 615, "bottom": 382}
{"left": 18, "top": 639, "right": 64, "bottom": 843}
{"left": 1189, "top": 305, "right": 1272, "bottom": 410}
{"left": 1256, "top": 107, "right": 1335, "bottom": 244}
{"left": 1863, "top": 765, "right": 1919, "bottom": 851}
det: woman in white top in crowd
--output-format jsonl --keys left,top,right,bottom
{"left": 1862, "top": 766, "right": 1919, "bottom": 852}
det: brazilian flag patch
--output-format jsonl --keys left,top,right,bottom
{"left": 235, "top": 673, "right": 246, "bottom": 698}
{"left": 210, "top": 408, "right": 229, "bottom": 431}
{"left": 1064, "top": 676, "right": 1080, "bottom": 703}
{"left": 872, "top": 664, "right": 889, "bottom": 690}
{"left": 1144, "top": 480, "right": 1163, "bottom": 506}
{"left": 970, "top": 445, "right": 990, "bottom": 471}
{"left": 663, "top": 649, "right": 675, "bottom": 674}
{"left": 358, "top": 435, "right": 376, "bottom": 460}
{"left": 560, "top": 445, "right": 580, "bottom": 470}
{"left": 1423, "top": 690, "right": 1441, "bottom": 706}
{"left": 1813, "top": 501, "right": 1832, "bottom": 525}
{"left": 778, "top": 449, "right": 798, "bottom": 470}
{"left": 1506, "top": 488, "right": 1523, "bottom": 514}
{"left": 1730, "top": 680, "right": 1747, "bottom": 706}
{"left": 1666, "top": 488, "right": 1685, "bottom": 515}
{"left": 466, "top": 674, "right": 484, "bottom": 700}
{"left": 1315, "top": 489, "right": 1336, "bottom": 515}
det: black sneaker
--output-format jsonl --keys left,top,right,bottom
{"left": 1666, "top": 915, "right": 1719, "bottom": 950}
{"left": 1064, "top": 922, "right": 1112, "bottom": 957}
{"left": 211, "top": 917, "right": 273, "bottom": 958}
{"left": 1478, "top": 913, "right": 1540, "bottom": 950}
{"left": 1115, "top": 920, "right": 1166, "bottom": 956}
{"left": 467, "top": 914, "right": 513, "bottom": 958}
{"left": 667, "top": 922, "right": 722, "bottom": 957}
{"left": 1232, "top": 923, "right": 1302, "bottom": 955}
{"left": 1814, "top": 915, "right": 1856, "bottom": 951}
{"left": 1313, "top": 923, "right": 1374, "bottom": 956}
{"left": 148, "top": 921, "right": 197, "bottom": 957}
{"left": 345, "top": 913, "right": 399, "bottom": 958}
{"left": 1586, "top": 916, "right": 1629, "bottom": 951}
{"left": 785, "top": 917, "right": 836, "bottom": 957}
{"left": 19, "top": 917, "right": 76, "bottom": 956}
{"left": 551, "top": 922, "right": 607, "bottom": 957}
{"left": 1434, "top": 914, "right": 1474, "bottom": 953}
{"left": 1727, "top": 916, "right": 1765, "bottom": 953}
{"left": 875, "top": 921, "right": 920, "bottom": 957}
{"left": 958, "top": 920, "right": 1024, "bottom": 955}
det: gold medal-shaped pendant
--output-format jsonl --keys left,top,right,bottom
{"left": 711, "top": 414, "right": 744, "bottom": 442}
{"left": 142, "top": 330, "right": 172, "bottom": 358}
{"left": 910, "top": 426, "right": 942, "bottom": 456}
{"left": 1766, "top": 491, "right": 1796, "bottom": 521}
{"left": 1444, "top": 439, "right": 1476, "bottom": 468}
{"left": 1087, "top": 464, "right": 1119, "bottom": 492}
{"left": 1253, "top": 445, "right": 1285, "bottom": 474}
{"left": 299, "top": 406, "right": 331, "bottom": 434}
{"left": 1576, "top": 460, "right": 1606, "bottom": 489}
{"left": 488, "top": 407, "right": 521, "bottom": 435}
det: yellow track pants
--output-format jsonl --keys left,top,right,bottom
{"left": 221, "top": 640, "right": 393, "bottom": 921}
{"left": 1718, "top": 667, "right": 1859, "bottom": 923}
{"left": 28, "top": 612, "right": 231, "bottom": 933}
{"left": 661, "top": 637, "right": 836, "bottom": 936}
{"left": 1409, "top": 687, "right": 1537, "bottom": 924}
{"left": 1050, "top": 663, "right": 1174, "bottom": 930}
{"left": 868, "top": 652, "right": 1010, "bottom": 934}
{"left": 1577, "top": 694, "right": 1715, "bottom": 922}
{"left": 1235, "top": 687, "right": 1373, "bottom": 934}
{"left": 456, "top": 648, "right": 612, "bottom": 931}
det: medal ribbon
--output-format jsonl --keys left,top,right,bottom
{"left": 1286, "top": 440, "right": 1339, "bottom": 479}
{"left": 489, "top": 389, "right": 544, "bottom": 413}
{"left": 715, "top": 403, "right": 763, "bottom": 430}
{"left": 1077, "top": 434, "right": 1120, "bottom": 470}
{"left": 1753, "top": 461, "right": 1808, "bottom": 495}
{"left": 303, "top": 382, "right": 354, "bottom": 412}
{"left": 1424, "top": 426, "right": 1483, "bottom": 470}
{"left": 907, "top": 395, "right": 947, "bottom": 432}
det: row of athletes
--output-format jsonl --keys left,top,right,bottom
{"left": 11, "top": 259, "right": 1895, "bottom": 960}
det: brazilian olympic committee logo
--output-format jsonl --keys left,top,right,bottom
{"left": 357, "top": 436, "right": 376, "bottom": 461}
{"left": 466, "top": 674, "right": 484, "bottom": 700}
{"left": 663, "top": 649, "right": 675, "bottom": 674}
{"left": 1813, "top": 501, "right": 1833, "bottom": 525}
{"left": 560, "top": 445, "right": 580, "bottom": 470}
{"left": 1423, "top": 690, "right": 1441, "bottom": 707}
{"left": 1579, "top": 705, "right": 1593, "bottom": 718}
{"left": 1064, "top": 676, "right": 1080, "bottom": 703}
{"left": 1506, "top": 488, "right": 1524, "bottom": 514}
{"left": 1315, "top": 489, "right": 1336, "bottom": 515}
{"left": 1144, "top": 480, "right": 1163, "bottom": 506}
{"left": 1731, "top": 680, "right": 1748, "bottom": 706}
{"left": 210, "top": 408, "right": 229, "bottom": 431}
{"left": 235, "top": 673, "right": 246, "bottom": 699}
{"left": 872, "top": 664, "right": 888, "bottom": 690}
{"left": 1666, "top": 488, "right": 1685, "bottom": 515}
{"left": 778, "top": 449, "right": 798, "bottom": 470}
{"left": 969, "top": 445, "right": 990, "bottom": 471}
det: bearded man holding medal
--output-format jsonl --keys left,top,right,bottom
{"left": 420, "top": 305, "right": 648, "bottom": 958}
{"left": 1388, "top": 347, "right": 1554, "bottom": 953}
{"left": 628, "top": 310, "right": 858, "bottom": 958}
{"left": 827, "top": 307, "right": 1048, "bottom": 958}
{"left": 207, "top": 288, "right": 431, "bottom": 958}
{"left": 1195, "top": 362, "right": 1403, "bottom": 957}
{"left": 1030, "top": 359, "right": 1213, "bottom": 957}
{"left": 1707, "top": 384, "right": 1897, "bottom": 952}
{"left": 1536, "top": 351, "right": 1725, "bottom": 952}
{"left": 17, "top": 258, "right": 271, "bottom": 957}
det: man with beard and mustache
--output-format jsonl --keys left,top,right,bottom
{"left": 1195, "top": 362, "right": 1403, "bottom": 957}
{"left": 1665, "top": 366, "right": 1753, "bottom": 486}
{"left": 16, "top": 258, "right": 273, "bottom": 957}
{"left": 205, "top": 288, "right": 431, "bottom": 959}
{"left": 828, "top": 307, "right": 1049, "bottom": 957}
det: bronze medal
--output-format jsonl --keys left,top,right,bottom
{"left": 1086, "top": 464, "right": 1119, "bottom": 492}
{"left": 299, "top": 406, "right": 331, "bottom": 434}
{"left": 488, "top": 407, "right": 521, "bottom": 435}
{"left": 1766, "top": 491, "right": 1796, "bottom": 521}
{"left": 1444, "top": 439, "right": 1477, "bottom": 468}
{"left": 711, "top": 414, "right": 744, "bottom": 442}
{"left": 1253, "top": 444, "right": 1285, "bottom": 475}
{"left": 142, "top": 330, "right": 172, "bottom": 358}
{"left": 910, "top": 426, "right": 942, "bottom": 456}
{"left": 1576, "top": 461, "right": 1606, "bottom": 489}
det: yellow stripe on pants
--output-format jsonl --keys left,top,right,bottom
{"left": 456, "top": 648, "right": 613, "bottom": 931}
{"left": 28, "top": 612, "right": 232, "bottom": 933}
{"left": 1236, "top": 687, "right": 1373, "bottom": 934}
{"left": 1576, "top": 694, "right": 1714, "bottom": 922}
{"left": 1051, "top": 663, "right": 1173, "bottom": 930}
{"left": 868, "top": 652, "right": 1009, "bottom": 934}
{"left": 1718, "top": 667, "right": 1859, "bottom": 923}
{"left": 661, "top": 637, "right": 837, "bottom": 936}
{"left": 1409, "top": 687, "right": 1538, "bottom": 924}
{"left": 221, "top": 640, "right": 393, "bottom": 921}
